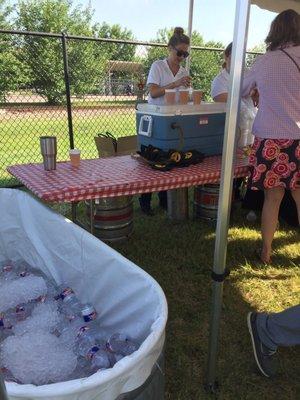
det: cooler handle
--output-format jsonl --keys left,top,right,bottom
{"left": 138, "top": 115, "right": 153, "bottom": 137}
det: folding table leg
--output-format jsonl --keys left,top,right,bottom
{"left": 71, "top": 202, "right": 77, "bottom": 222}
{"left": 90, "top": 199, "right": 95, "bottom": 235}
{"left": 167, "top": 188, "right": 189, "bottom": 221}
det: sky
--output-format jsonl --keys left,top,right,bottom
{"left": 78, "top": 0, "right": 277, "bottom": 49}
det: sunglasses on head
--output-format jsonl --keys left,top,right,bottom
{"left": 173, "top": 47, "right": 189, "bottom": 58}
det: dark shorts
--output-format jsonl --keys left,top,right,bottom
{"left": 248, "top": 138, "right": 300, "bottom": 191}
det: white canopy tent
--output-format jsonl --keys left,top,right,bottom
{"left": 206, "top": 0, "right": 300, "bottom": 392}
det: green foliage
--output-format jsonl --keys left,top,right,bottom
{"left": 190, "top": 39, "right": 224, "bottom": 101}
{"left": 142, "top": 28, "right": 169, "bottom": 74}
{"left": 0, "top": 1, "right": 27, "bottom": 101}
{"left": 246, "top": 43, "right": 265, "bottom": 68}
{"left": 13, "top": 2, "right": 137, "bottom": 103}
{"left": 94, "top": 22, "right": 136, "bottom": 61}
{"left": 15, "top": 0, "right": 96, "bottom": 104}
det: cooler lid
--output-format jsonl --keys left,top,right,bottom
{"left": 136, "top": 102, "right": 227, "bottom": 116}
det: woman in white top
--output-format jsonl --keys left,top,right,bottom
{"left": 211, "top": 43, "right": 233, "bottom": 103}
{"left": 211, "top": 43, "right": 263, "bottom": 217}
{"left": 139, "top": 27, "right": 191, "bottom": 215}
{"left": 147, "top": 27, "right": 191, "bottom": 105}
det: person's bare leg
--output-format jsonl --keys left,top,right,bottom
{"left": 290, "top": 188, "right": 300, "bottom": 225}
{"left": 261, "top": 187, "right": 285, "bottom": 263}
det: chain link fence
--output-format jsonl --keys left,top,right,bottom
{"left": 0, "top": 29, "right": 260, "bottom": 187}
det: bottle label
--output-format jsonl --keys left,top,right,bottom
{"left": 55, "top": 287, "right": 74, "bottom": 301}
{"left": 36, "top": 295, "right": 47, "bottom": 303}
{"left": 16, "top": 305, "right": 25, "bottom": 313}
{"left": 83, "top": 310, "right": 97, "bottom": 322}
{"left": 106, "top": 342, "right": 113, "bottom": 352}
{"left": 61, "top": 287, "right": 74, "bottom": 300}
{"left": 87, "top": 346, "right": 99, "bottom": 360}
{"left": 77, "top": 325, "right": 89, "bottom": 338}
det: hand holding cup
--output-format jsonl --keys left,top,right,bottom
{"left": 175, "top": 75, "right": 191, "bottom": 88}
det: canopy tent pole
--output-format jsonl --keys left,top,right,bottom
{"left": 186, "top": 0, "right": 194, "bottom": 73}
{"left": 205, "top": 0, "right": 251, "bottom": 392}
{"left": 0, "top": 373, "right": 8, "bottom": 400}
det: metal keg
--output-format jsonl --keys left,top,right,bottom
{"left": 86, "top": 196, "right": 133, "bottom": 242}
{"left": 193, "top": 184, "right": 220, "bottom": 221}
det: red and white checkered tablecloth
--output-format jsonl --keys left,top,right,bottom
{"left": 7, "top": 155, "right": 249, "bottom": 203}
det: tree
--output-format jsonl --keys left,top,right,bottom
{"left": 0, "top": 0, "right": 27, "bottom": 102}
{"left": 190, "top": 38, "right": 224, "bottom": 101}
{"left": 246, "top": 43, "right": 265, "bottom": 68}
{"left": 93, "top": 22, "right": 136, "bottom": 61}
{"left": 15, "top": 0, "right": 98, "bottom": 104}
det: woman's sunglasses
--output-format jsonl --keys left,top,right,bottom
{"left": 173, "top": 47, "right": 189, "bottom": 58}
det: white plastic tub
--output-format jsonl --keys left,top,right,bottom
{"left": 0, "top": 189, "right": 168, "bottom": 400}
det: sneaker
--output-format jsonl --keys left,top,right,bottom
{"left": 247, "top": 312, "right": 278, "bottom": 377}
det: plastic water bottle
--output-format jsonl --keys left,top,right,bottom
{"left": 80, "top": 342, "right": 111, "bottom": 370}
{"left": 107, "top": 333, "right": 138, "bottom": 356}
{"left": 0, "top": 264, "right": 17, "bottom": 281}
{"left": 55, "top": 286, "right": 83, "bottom": 320}
{"left": 61, "top": 295, "right": 82, "bottom": 320}
{"left": 59, "top": 319, "right": 93, "bottom": 350}
{"left": 0, "top": 303, "right": 32, "bottom": 337}
{"left": 54, "top": 286, "right": 75, "bottom": 301}
{"left": 14, "top": 303, "right": 34, "bottom": 321}
{"left": 81, "top": 304, "right": 98, "bottom": 323}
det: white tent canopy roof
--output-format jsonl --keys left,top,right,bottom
{"left": 252, "top": 0, "right": 300, "bottom": 12}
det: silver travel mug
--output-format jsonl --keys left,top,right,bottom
{"left": 40, "top": 136, "right": 57, "bottom": 170}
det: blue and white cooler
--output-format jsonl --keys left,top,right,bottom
{"left": 136, "top": 103, "right": 227, "bottom": 156}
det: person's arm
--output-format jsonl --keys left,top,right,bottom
{"left": 148, "top": 76, "right": 191, "bottom": 99}
{"left": 211, "top": 73, "right": 228, "bottom": 103}
{"left": 241, "top": 56, "right": 262, "bottom": 98}
{"left": 213, "top": 93, "right": 228, "bottom": 102}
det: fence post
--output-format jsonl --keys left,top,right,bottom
{"left": 61, "top": 32, "right": 74, "bottom": 149}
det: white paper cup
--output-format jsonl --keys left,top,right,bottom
{"left": 192, "top": 89, "right": 203, "bottom": 105}
{"left": 178, "top": 89, "right": 189, "bottom": 104}
{"left": 164, "top": 89, "right": 176, "bottom": 105}
{"left": 69, "top": 149, "right": 81, "bottom": 167}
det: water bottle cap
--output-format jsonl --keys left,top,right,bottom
{"left": 81, "top": 304, "right": 95, "bottom": 315}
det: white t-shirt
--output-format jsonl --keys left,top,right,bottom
{"left": 147, "top": 59, "right": 189, "bottom": 105}
{"left": 211, "top": 68, "right": 255, "bottom": 110}
{"left": 211, "top": 68, "right": 257, "bottom": 145}
{"left": 211, "top": 68, "right": 229, "bottom": 100}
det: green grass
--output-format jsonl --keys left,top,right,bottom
{"left": 54, "top": 196, "right": 300, "bottom": 400}
{"left": 0, "top": 112, "right": 135, "bottom": 186}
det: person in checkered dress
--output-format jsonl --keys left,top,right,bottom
{"left": 241, "top": 9, "right": 300, "bottom": 264}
